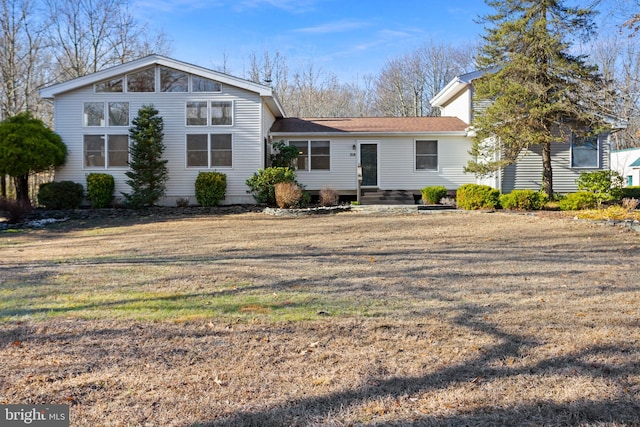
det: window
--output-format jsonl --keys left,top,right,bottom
{"left": 289, "top": 140, "right": 330, "bottom": 171}
{"left": 210, "top": 101, "right": 232, "bottom": 126}
{"left": 84, "top": 134, "right": 129, "bottom": 168}
{"left": 84, "top": 102, "right": 129, "bottom": 127}
{"left": 108, "top": 102, "right": 129, "bottom": 126}
{"left": 186, "top": 101, "right": 233, "bottom": 126}
{"left": 186, "top": 101, "right": 208, "bottom": 126}
{"left": 192, "top": 76, "right": 221, "bottom": 92}
{"left": 95, "top": 77, "right": 123, "bottom": 93}
{"left": 571, "top": 135, "right": 599, "bottom": 168}
{"left": 628, "top": 176, "right": 633, "bottom": 186}
{"left": 416, "top": 140, "right": 438, "bottom": 170}
{"left": 160, "top": 67, "right": 188, "bottom": 92}
{"left": 84, "top": 102, "right": 104, "bottom": 126}
{"left": 127, "top": 68, "right": 155, "bottom": 92}
{"left": 187, "top": 134, "right": 232, "bottom": 168}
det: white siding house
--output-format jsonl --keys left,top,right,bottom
{"left": 431, "top": 70, "right": 614, "bottom": 194}
{"left": 611, "top": 148, "right": 640, "bottom": 187}
{"left": 40, "top": 55, "right": 284, "bottom": 205}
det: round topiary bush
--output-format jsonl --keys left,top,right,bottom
{"left": 421, "top": 185, "right": 448, "bottom": 204}
{"left": 499, "top": 189, "right": 548, "bottom": 210}
{"left": 86, "top": 173, "right": 115, "bottom": 208}
{"left": 558, "top": 192, "right": 598, "bottom": 211}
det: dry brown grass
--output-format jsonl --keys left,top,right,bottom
{"left": 1, "top": 210, "right": 639, "bottom": 426}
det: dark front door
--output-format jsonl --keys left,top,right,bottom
{"left": 360, "top": 143, "right": 378, "bottom": 187}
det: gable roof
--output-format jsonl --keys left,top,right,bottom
{"left": 430, "top": 68, "right": 499, "bottom": 108}
{"left": 630, "top": 157, "right": 640, "bottom": 168}
{"left": 270, "top": 117, "right": 468, "bottom": 136}
{"left": 39, "top": 55, "right": 285, "bottom": 117}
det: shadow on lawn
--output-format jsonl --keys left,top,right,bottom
{"left": 198, "top": 304, "right": 640, "bottom": 427}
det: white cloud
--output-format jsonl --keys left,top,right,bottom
{"left": 294, "top": 20, "right": 371, "bottom": 34}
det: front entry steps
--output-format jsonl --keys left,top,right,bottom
{"left": 360, "top": 189, "right": 415, "bottom": 205}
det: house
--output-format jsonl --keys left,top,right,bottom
{"left": 40, "top": 54, "right": 478, "bottom": 205}
{"left": 611, "top": 148, "right": 640, "bottom": 187}
{"left": 430, "top": 69, "right": 614, "bottom": 194}
{"left": 40, "top": 55, "right": 285, "bottom": 205}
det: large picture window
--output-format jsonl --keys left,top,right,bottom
{"left": 84, "top": 102, "right": 129, "bottom": 127}
{"left": 416, "top": 140, "right": 438, "bottom": 170}
{"left": 289, "top": 140, "right": 330, "bottom": 171}
{"left": 186, "top": 101, "right": 233, "bottom": 126}
{"left": 571, "top": 135, "right": 599, "bottom": 168}
{"left": 127, "top": 68, "right": 155, "bottom": 92}
{"left": 84, "top": 134, "right": 129, "bottom": 168}
{"left": 192, "top": 76, "right": 221, "bottom": 92}
{"left": 160, "top": 67, "right": 188, "bottom": 92}
{"left": 187, "top": 134, "right": 232, "bottom": 168}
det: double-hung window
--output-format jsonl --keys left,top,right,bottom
{"left": 289, "top": 140, "right": 330, "bottom": 171}
{"left": 571, "top": 135, "right": 599, "bottom": 168}
{"left": 83, "top": 102, "right": 130, "bottom": 168}
{"left": 187, "top": 134, "right": 232, "bottom": 168}
{"left": 186, "top": 101, "right": 233, "bottom": 126}
{"left": 416, "top": 140, "right": 438, "bottom": 171}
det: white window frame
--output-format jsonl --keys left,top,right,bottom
{"left": 186, "top": 101, "right": 209, "bottom": 126}
{"left": 83, "top": 102, "right": 129, "bottom": 127}
{"left": 185, "top": 133, "right": 233, "bottom": 169}
{"left": 415, "top": 139, "right": 439, "bottom": 171}
{"left": 571, "top": 135, "right": 600, "bottom": 169}
{"left": 288, "top": 140, "right": 331, "bottom": 172}
{"left": 186, "top": 101, "right": 234, "bottom": 127}
{"left": 83, "top": 134, "right": 129, "bottom": 169}
{"left": 210, "top": 101, "right": 233, "bottom": 126}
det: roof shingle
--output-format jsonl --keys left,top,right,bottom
{"left": 270, "top": 117, "right": 468, "bottom": 134}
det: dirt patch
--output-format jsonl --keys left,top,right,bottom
{"left": 1, "top": 210, "right": 639, "bottom": 426}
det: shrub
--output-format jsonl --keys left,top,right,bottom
{"left": 0, "top": 199, "right": 32, "bottom": 224}
{"left": 622, "top": 186, "right": 640, "bottom": 199}
{"left": 576, "top": 170, "right": 624, "bottom": 204}
{"left": 558, "top": 191, "right": 598, "bottom": 211}
{"left": 622, "top": 197, "right": 639, "bottom": 211}
{"left": 499, "top": 189, "right": 548, "bottom": 210}
{"left": 421, "top": 186, "right": 448, "bottom": 204}
{"left": 195, "top": 172, "right": 227, "bottom": 207}
{"left": 37, "top": 181, "right": 84, "bottom": 210}
{"left": 319, "top": 187, "right": 339, "bottom": 206}
{"left": 270, "top": 140, "right": 299, "bottom": 168}
{"left": 274, "top": 182, "right": 303, "bottom": 208}
{"left": 176, "top": 198, "right": 190, "bottom": 208}
{"left": 86, "top": 173, "right": 114, "bottom": 208}
{"left": 456, "top": 184, "right": 500, "bottom": 210}
{"left": 246, "top": 167, "right": 297, "bottom": 206}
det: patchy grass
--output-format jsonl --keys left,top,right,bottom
{"left": 1, "top": 211, "right": 639, "bottom": 426}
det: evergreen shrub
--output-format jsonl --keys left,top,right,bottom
{"left": 622, "top": 186, "right": 640, "bottom": 199}
{"left": 86, "top": 173, "right": 114, "bottom": 208}
{"left": 246, "top": 167, "right": 297, "bottom": 206}
{"left": 195, "top": 172, "right": 227, "bottom": 206}
{"left": 456, "top": 184, "right": 500, "bottom": 210}
{"left": 558, "top": 192, "right": 598, "bottom": 211}
{"left": 421, "top": 186, "right": 448, "bottom": 204}
{"left": 37, "top": 181, "right": 84, "bottom": 209}
{"left": 499, "top": 189, "right": 548, "bottom": 210}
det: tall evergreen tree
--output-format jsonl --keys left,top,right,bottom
{"left": 123, "top": 105, "right": 168, "bottom": 208}
{"left": 467, "top": 0, "right": 605, "bottom": 196}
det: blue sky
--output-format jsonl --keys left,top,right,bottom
{"left": 132, "top": 0, "right": 493, "bottom": 82}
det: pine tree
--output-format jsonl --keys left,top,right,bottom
{"left": 123, "top": 105, "right": 168, "bottom": 208}
{"left": 467, "top": 0, "right": 606, "bottom": 196}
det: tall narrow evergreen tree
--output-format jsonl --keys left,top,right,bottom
{"left": 467, "top": 0, "right": 605, "bottom": 196}
{"left": 123, "top": 105, "right": 168, "bottom": 208}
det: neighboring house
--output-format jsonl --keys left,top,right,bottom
{"left": 430, "top": 70, "right": 614, "bottom": 194}
{"left": 40, "top": 55, "right": 284, "bottom": 205}
{"left": 611, "top": 148, "right": 640, "bottom": 187}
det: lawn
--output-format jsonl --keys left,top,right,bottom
{"left": 1, "top": 210, "right": 639, "bottom": 426}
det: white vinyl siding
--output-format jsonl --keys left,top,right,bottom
{"left": 51, "top": 73, "right": 268, "bottom": 204}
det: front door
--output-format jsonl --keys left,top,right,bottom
{"left": 359, "top": 142, "right": 378, "bottom": 187}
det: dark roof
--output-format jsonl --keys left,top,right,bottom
{"left": 270, "top": 117, "right": 468, "bottom": 134}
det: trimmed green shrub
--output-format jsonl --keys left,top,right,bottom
{"left": 246, "top": 167, "right": 297, "bottom": 206}
{"left": 622, "top": 186, "right": 640, "bottom": 199}
{"left": 456, "top": 184, "right": 500, "bottom": 210}
{"left": 195, "top": 172, "right": 227, "bottom": 206}
{"left": 558, "top": 191, "right": 598, "bottom": 211}
{"left": 499, "top": 189, "right": 548, "bottom": 210}
{"left": 421, "top": 186, "right": 448, "bottom": 204}
{"left": 37, "top": 181, "right": 84, "bottom": 209}
{"left": 86, "top": 173, "right": 114, "bottom": 208}
{"left": 576, "top": 170, "right": 624, "bottom": 204}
